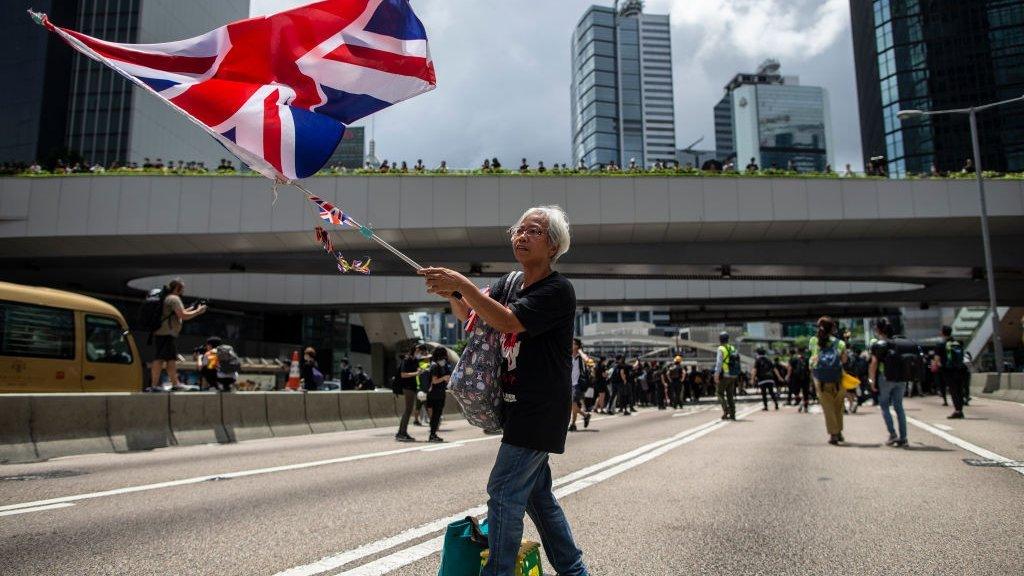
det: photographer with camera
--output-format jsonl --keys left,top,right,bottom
{"left": 150, "top": 279, "right": 207, "bottom": 391}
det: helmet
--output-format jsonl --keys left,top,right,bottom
{"left": 673, "top": 356, "right": 683, "bottom": 363}
{"left": 718, "top": 331, "right": 730, "bottom": 343}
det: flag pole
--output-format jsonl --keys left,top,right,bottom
{"left": 289, "top": 181, "right": 424, "bottom": 271}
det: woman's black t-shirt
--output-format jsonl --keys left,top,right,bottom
{"left": 492, "top": 271, "right": 576, "bottom": 454}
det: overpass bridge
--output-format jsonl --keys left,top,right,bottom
{"left": 0, "top": 174, "right": 1021, "bottom": 318}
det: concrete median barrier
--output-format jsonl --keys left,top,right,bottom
{"left": 169, "top": 393, "right": 228, "bottom": 446}
{"left": 221, "top": 392, "right": 272, "bottom": 442}
{"left": 443, "top": 392, "right": 463, "bottom": 418}
{"left": 305, "top": 392, "right": 346, "bottom": 433}
{"left": 339, "top": 392, "right": 374, "bottom": 430}
{"left": 970, "top": 373, "right": 1024, "bottom": 404}
{"left": 0, "top": 396, "right": 38, "bottom": 463}
{"left": 267, "top": 393, "right": 312, "bottom": 437}
{"left": 367, "top": 391, "right": 399, "bottom": 428}
{"left": 31, "top": 395, "right": 114, "bottom": 460}
{"left": 107, "top": 394, "right": 173, "bottom": 452}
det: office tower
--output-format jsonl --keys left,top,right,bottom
{"left": 714, "top": 60, "right": 834, "bottom": 172}
{"left": 325, "top": 127, "right": 366, "bottom": 170}
{"left": 851, "top": 0, "right": 1024, "bottom": 176}
{"left": 0, "top": 0, "right": 79, "bottom": 164}
{"left": 2, "top": 0, "right": 248, "bottom": 167}
{"left": 571, "top": 1, "right": 677, "bottom": 169}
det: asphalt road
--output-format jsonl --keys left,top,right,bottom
{"left": 1, "top": 394, "right": 1022, "bottom": 576}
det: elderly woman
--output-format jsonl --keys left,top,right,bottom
{"left": 419, "top": 206, "right": 589, "bottom": 576}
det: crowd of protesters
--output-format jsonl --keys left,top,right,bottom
{"left": 537, "top": 315, "right": 975, "bottom": 450}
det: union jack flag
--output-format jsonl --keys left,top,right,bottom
{"left": 309, "top": 195, "right": 351, "bottom": 226}
{"left": 32, "top": 0, "right": 436, "bottom": 181}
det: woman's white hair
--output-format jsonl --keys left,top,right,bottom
{"left": 516, "top": 205, "right": 571, "bottom": 263}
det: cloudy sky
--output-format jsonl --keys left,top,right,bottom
{"left": 251, "top": 0, "right": 864, "bottom": 170}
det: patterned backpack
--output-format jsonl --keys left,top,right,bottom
{"left": 448, "top": 272, "right": 522, "bottom": 434}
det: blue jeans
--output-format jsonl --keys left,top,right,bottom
{"left": 878, "top": 377, "right": 907, "bottom": 441}
{"left": 481, "top": 443, "right": 588, "bottom": 576}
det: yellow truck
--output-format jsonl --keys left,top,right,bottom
{"left": 0, "top": 281, "right": 142, "bottom": 392}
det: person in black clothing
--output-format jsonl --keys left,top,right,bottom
{"left": 933, "top": 325, "right": 969, "bottom": 419}
{"left": 651, "top": 361, "right": 667, "bottom": 410}
{"left": 607, "top": 354, "right": 625, "bottom": 414}
{"left": 686, "top": 366, "right": 702, "bottom": 403}
{"left": 301, "top": 347, "right": 320, "bottom": 391}
{"left": 788, "top": 348, "right": 812, "bottom": 412}
{"left": 752, "top": 349, "right": 780, "bottom": 411}
{"left": 395, "top": 343, "right": 429, "bottom": 442}
{"left": 419, "top": 205, "right": 589, "bottom": 576}
{"left": 354, "top": 365, "right": 374, "bottom": 390}
{"left": 338, "top": 358, "right": 354, "bottom": 390}
{"left": 664, "top": 356, "right": 685, "bottom": 408}
{"left": 425, "top": 347, "right": 451, "bottom": 442}
{"left": 593, "top": 357, "right": 609, "bottom": 414}
{"left": 615, "top": 356, "right": 633, "bottom": 416}
{"left": 772, "top": 356, "right": 789, "bottom": 395}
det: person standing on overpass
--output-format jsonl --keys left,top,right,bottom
{"left": 419, "top": 205, "right": 590, "bottom": 576}
{"left": 714, "top": 332, "right": 739, "bottom": 420}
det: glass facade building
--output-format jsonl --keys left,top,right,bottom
{"left": 326, "top": 127, "right": 366, "bottom": 169}
{"left": 66, "top": 0, "right": 141, "bottom": 167}
{"left": 3, "top": 0, "right": 248, "bottom": 167}
{"left": 0, "top": 0, "right": 80, "bottom": 164}
{"left": 571, "top": 1, "right": 676, "bottom": 169}
{"left": 714, "top": 62, "right": 833, "bottom": 172}
{"left": 852, "top": 0, "right": 1024, "bottom": 176}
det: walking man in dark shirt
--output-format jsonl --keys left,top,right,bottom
{"left": 419, "top": 205, "right": 589, "bottom": 576}
{"left": 933, "top": 325, "right": 969, "bottom": 419}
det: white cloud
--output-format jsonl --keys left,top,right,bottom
{"left": 649, "top": 0, "right": 849, "bottom": 62}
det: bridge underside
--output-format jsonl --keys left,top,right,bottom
{"left": 1, "top": 175, "right": 1022, "bottom": 319}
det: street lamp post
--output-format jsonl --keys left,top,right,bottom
{"left": 898, "top": 93, "right": 1024, "bottom": 375}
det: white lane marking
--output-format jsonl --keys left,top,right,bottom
{"left": 0, "top": 503, "right": 75, "bottom": 517}
{"left": 0, "top": 435, "right": 502, "bottom": 514}
{"left": 420, "top": 444, "right": 464, "bottom": 452}
{"left": 0, "top": 415, "right": 628, "bottom": 516}
{"left": 672, "top": 407, "right": 711, "bottom": 418}
{"left": 932, "top": 424, "right": 954, "bottom": 431}
{"left": 908, "top": 417, "right": 1024, "bottom": 476}
{"left": 275, "top": 415, "right": 723, "bottom": 576}
{"left": 279, "top": 406, "right": 759, "bottom": 576}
